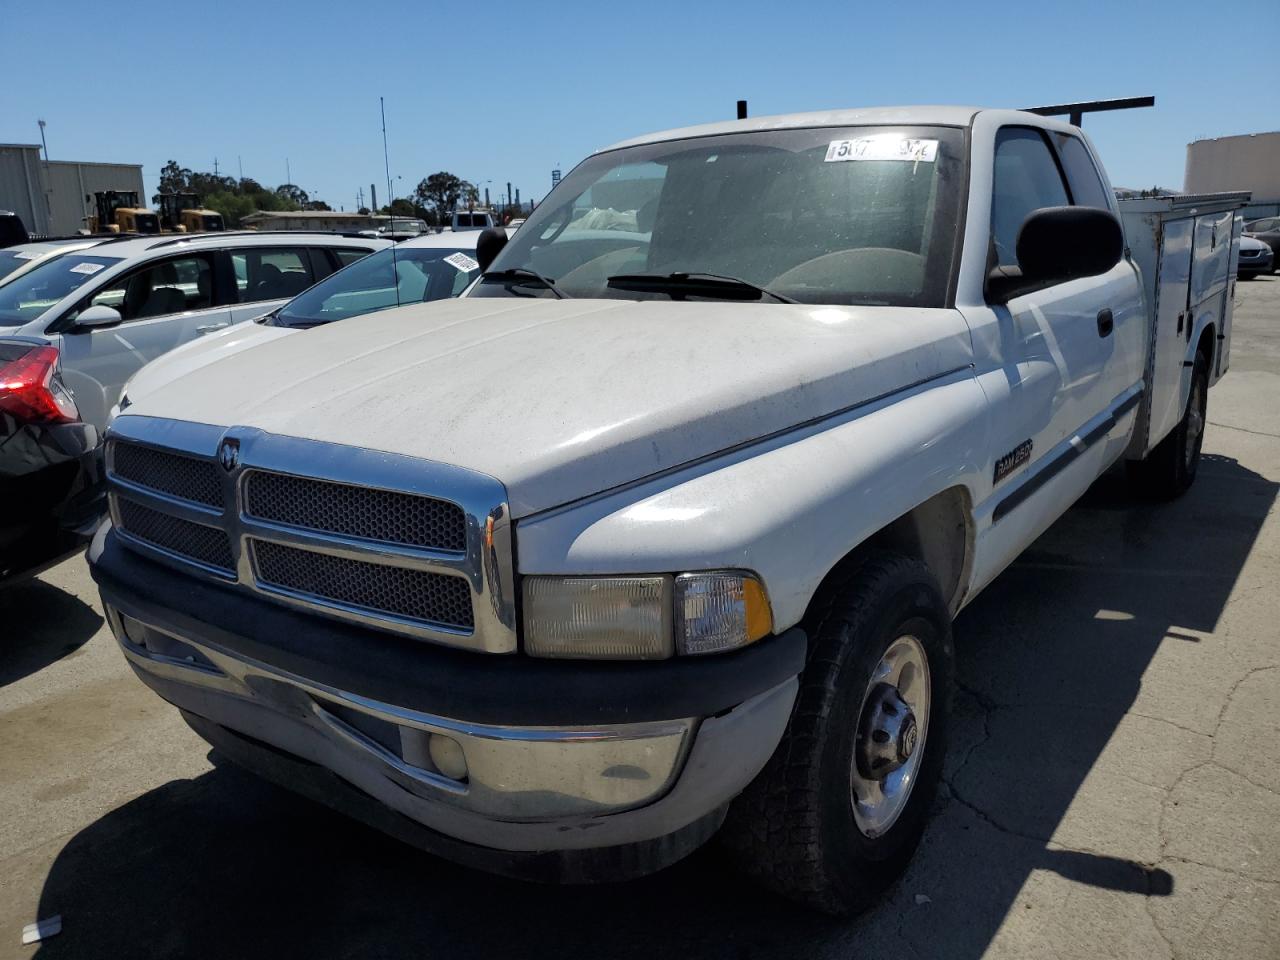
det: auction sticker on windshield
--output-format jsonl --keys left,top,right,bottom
{"left": 444, "top": 252, "right": 479, "bottom": 272}
{"left": 69, "top": 262, "right": 106, "bottom": 275}
{"left": 825, "top": 136, "right": 938, "bottom": 163}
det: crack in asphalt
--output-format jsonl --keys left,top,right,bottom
{"left": 941, "top": 658, "right": 1280, "bottom": 953}
{"left": 1207, "top": 420, "right": 1280, "bottom": 440}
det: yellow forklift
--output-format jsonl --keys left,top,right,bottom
{"left": 155, "top": 192, "right": 225, "bottom": 233}
{"left": 82, "top": 191, "right": 160, "bottom": 234}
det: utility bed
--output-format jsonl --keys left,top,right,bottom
{"left": 1119, "top": 191, "right": 1250, "bottom": 458}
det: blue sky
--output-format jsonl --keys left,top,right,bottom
{"left": 4, "top": 0, "right": 1276, "bottom": 208}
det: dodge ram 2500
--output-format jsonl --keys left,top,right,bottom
{"left": 89, "top": 104, "right": 1245, "bottom": 915}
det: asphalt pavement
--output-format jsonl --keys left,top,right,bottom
{"left": 2, "top": 276, "right": 1278, "bottom": 959}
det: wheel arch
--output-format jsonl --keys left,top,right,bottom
{"left": 804, "top": 485, "right": 975, "bottom": 624}
{"left": 1195, "top": 323, "right": 1216, "bottom": 367}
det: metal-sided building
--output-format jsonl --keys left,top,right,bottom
{"left": 1185, "top": 131, "right": 1280, "bottom": 220}
{"left": 0, "top": 143, "right": 145, "bottom": 236}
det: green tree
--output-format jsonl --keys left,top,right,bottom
{"left": 414, "top": 172, "right": 476, "bottom": 222}
{"left": 276, "top": 183, "right": 310, "bottom": 205}
{"left": 157, "top": 160, "right": 192, "bottom": 194}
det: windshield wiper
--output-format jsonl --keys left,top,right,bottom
{"left": 606, "top": 272, "right": 796, "bottom": 304}
{"left": 482, "top": 266, "right": 567, "bottom": 299}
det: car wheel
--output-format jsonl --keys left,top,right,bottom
{"left": 720, "top": 552, "right": 954, "bottom": 915}
{"left": 1127, "top": 349, "right": 1209, "bottom": 499}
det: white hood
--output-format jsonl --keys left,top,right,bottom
{"left": 122, "top": 297, "right": 973, "bottom": 517}
{"left": 124, "top": 322, "right": 295, "bottom": 404}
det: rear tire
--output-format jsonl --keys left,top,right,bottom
{"left": 1127, "top": 350, "right": 1209, "bottom": 500}
{"left": 720, "top": 552, "right": 954, "bottom": 916}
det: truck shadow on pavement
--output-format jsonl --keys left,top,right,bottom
{"left": 31, "top": 454, "right": 1276, "bottom": 959}
{"left": 1, "top": 579, "right": 101, "bottom": 689}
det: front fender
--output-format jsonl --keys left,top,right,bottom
{"left": 516, "top": 370, "right": 988, "bottom": 632}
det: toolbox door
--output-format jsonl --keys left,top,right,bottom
{"left": 1146, "top": 217, "right": 1195, "bottom": 452}
{"left": 1216, "top": 214, "right": 1242, "bottom": 380}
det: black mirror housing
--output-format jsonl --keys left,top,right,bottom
{"left": 987, "top": 206, "right": 1124, "bottom": 304}
{"left": 475, "top": 227, "right": 509, "bottom": 274}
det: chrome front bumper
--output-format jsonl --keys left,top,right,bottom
{"left": 108, "top": 606, "right": 798, "bottom": 854}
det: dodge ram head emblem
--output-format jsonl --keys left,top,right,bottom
{"left": 218, "top": 438, "right": 240, "bottom": 472}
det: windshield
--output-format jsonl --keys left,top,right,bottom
{"left": 473, "top": 125, "right": 965, "bottom": 307}
{"left": 274, "top": 245, "right": 480, "bottom": 327}
{"left": 0, "top": 254, "right": 120, "bottom": 326}
{"left": 0, "top": 249, "right": 42, "bottom": 282}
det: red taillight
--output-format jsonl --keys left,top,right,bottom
{"left": 0, "top": 345, "right": 80, "bottom": 424}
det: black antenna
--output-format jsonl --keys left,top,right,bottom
{"left": 736, "top": 99, "right": 748, "bottom": 120}
{"left": 380, "top": 96, "right": 400, "bottom": 307}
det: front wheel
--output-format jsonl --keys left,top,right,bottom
{"left": 720, "top": 552, "right": 954, "bottom": 915}
{"left": 1127, "top": 350, "right": 1209, "bottom": 499}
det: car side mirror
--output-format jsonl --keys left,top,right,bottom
{"left": 73, "top": 304, "right": 123, "bottom": 329}
{"left": 986, "top": 206, "right": 1124, "bottom": 305}
{"left": 475, "top": 227, "right": 509, "bottom": 273}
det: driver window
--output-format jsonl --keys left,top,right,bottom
{"left": 86, "top": 255, "right": 212, "bottom": 321}
{"left": 991, "top": 128, "right": 1070, "bottom": 267}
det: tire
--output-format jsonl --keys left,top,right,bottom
{"left": 720, "top": 552, "right": 954, "bottom": 915}
{"left": 1126, "top": 349, "right": 1209, "bottom": 500}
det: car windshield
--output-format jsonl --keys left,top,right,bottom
{"left": 0, "top": 249, "right": 40, "bottom": 282}
{"left": 273, "top": 245, "right": 480, "bottom": 327}
{"left": 473, "top": 125, "right": 965, "bottom": 307}
{"left": 0, "top": 254, "right": 120, "bottom": 325}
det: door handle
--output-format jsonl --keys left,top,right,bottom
{"left": 1096, "top": 308, "right": 1114, "bottom": 337}
{"left": 196, "top": 323, "right": 229, "bottom": 334}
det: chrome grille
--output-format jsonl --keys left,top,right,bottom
{"left": 252, "top": 540, "right": 474, "bottom": 630}
{"left": 111, "top": 441, "right": 223, "bottom": 508}
{"left": 116, "top": 498, "right": 235, "bottom": 573}
{"left": 103, "top": 416, "right": 516, "bottom": 652}
{"left": 244, "top": 471, "right": 466, "bottom": 551}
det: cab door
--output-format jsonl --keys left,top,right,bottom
{"left": 982, "top": 128, "right": 1145, "bottom": 475}
{"left": 962, "top": 125, "right": 1145, "bottom": 594}
{"left": 56, "top": 252, "right": 231, "bottom": 428}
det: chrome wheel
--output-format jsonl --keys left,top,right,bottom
{"left": 1185, "top": 376, "right": 1206, "bottom": 470}
{"left": 851, "top": 634, "right": 931, "bottom": 838}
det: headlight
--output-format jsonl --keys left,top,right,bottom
{"left": 522, "top": 571, "right": 772, "bottom": 660}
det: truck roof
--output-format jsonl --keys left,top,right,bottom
{"left": 597, "top": 105, "right": 1099, "bottom": 153}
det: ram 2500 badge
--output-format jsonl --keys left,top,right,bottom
{"left": 90, "top": 104, "right": 1244, "bottom": 914}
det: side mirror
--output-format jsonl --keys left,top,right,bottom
{"left": 987, "top": 206, "right": 1123, "bottom": 304}
{"left": 475, "top": 227, "right": 509, "bottom": 273}
{"left": 74, "top": 304, "right": 123, "bottom": 329}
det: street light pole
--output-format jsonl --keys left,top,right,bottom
{"left": 37, "top": 120, "right": 49, "bottom": 161}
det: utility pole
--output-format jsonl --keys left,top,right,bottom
{"left": 37, "top": 120, "right": 49, "bottom": 161}
{"left": 286, "top": 157, "right": 292, "bottom": 186}
{"left": 213, "top": 157, "right": 220, "bottom": 176}
{"left": 238, "top": 156, "right": 244, "bottom": 181}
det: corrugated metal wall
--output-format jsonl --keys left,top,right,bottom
{"left": 0, "top": 148, "right": 145, "bottom": 236}
{"left": 0, "top": 144, "right": 51, "bottom": 234}
{"left": 46, "top": 161, "right": 145, "bottom": 234}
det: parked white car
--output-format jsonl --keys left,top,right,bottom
{"left": 94, "top": 105, "right": 1243, "bottom": 915}
{"left": 115, "top": 231, "right": 481, "bottom": 413}
{"left": 0, "top": 237, "right": 106, "bottom": 286}
{"left": 0, "top": 231, "right": 389, "bottom": 429}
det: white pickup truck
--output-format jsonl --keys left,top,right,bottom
{"left": 89, "top": 105, "right": 1245, "bottom": 915}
